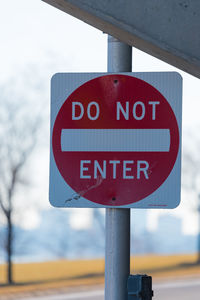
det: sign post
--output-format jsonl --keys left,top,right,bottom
{"left": 105, "top": 36, "right": 132, "bottom": 300}
{"left": 50, "top": 48, "right": 182, "bottom": 300}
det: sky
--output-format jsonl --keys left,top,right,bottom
{"left": 1, "top": 0, "right": 200, "bottom": 234}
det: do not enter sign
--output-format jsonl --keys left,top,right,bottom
{"left": 50, "top": 72, "right": 182, "bottom": 208}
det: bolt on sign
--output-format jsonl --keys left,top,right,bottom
{"left": 50, "top": 72, "right": 182, "bottom": 208}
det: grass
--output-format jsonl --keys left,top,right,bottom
{"left": 131, "top": 254, "right": 200, "bottom": 277}
{"left": 1, "top": 254, "right": 200, "bottom": 296}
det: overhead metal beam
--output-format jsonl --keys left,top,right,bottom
{"left": 42, "top": 0, "right": 200, "bottom": 78}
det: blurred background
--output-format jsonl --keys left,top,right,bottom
{"left": 1, "top": 1, "right": 200, "bottom": 297}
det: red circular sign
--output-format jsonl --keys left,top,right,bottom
{"left": 52, "top": 75, "right": 179, "bottom": 206}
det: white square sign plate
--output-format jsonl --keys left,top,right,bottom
{"left": 50, "top": 72, "right": 182, "bottom": 208}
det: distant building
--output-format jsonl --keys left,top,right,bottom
{"left": 156, "top": 215, "right": 182, "bottom": 237}
{"left": 153, "top": 214, "right": 196, "bottom": 254}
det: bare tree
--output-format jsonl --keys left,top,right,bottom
{"left": 37, "top": 209, "right": 71, "bottom": 259}
{"left": 0, "top": 86, "right": 41, "bottom": 284}
{"left": 182, "top": 128, "right": 200, "bottom": 263}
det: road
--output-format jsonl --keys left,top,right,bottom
{"left": 153, "top": 278, "right": 200, "bottom": 300}
{"left": 16, "top": 277, "right": 200, "bottom": 300}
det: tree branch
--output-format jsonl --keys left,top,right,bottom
{"left": 0, "top": 194, "right": 8, "bottom": 218}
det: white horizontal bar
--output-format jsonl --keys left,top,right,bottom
{"left": 61, "top": 129, "right": 170, "bottom": 152}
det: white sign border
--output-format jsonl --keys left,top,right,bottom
{"left": 49, "top": 72, "right": 182, "bottom": 209}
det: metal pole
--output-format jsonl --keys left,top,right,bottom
{"left": 105, "top": 36, "right": 132, "bottom": 300}
{"left": 107, "top": 36, "right": 132, "bottom": 73}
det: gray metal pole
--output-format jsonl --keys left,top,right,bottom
{"left": 107, "top": 36, "right": 132, "bottom": 73}
{"left": 105, "top": 36, "right": 132, "bottom": 300}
